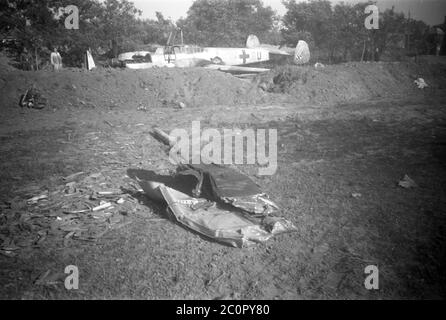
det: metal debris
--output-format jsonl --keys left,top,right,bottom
{"left": 27, "top": 194, "right": 48, "bottom": 204}
{"left": 414, "top": 78, "right": 428, "bottom": 89}
{"left": 19, "top": 86, "right": 47, "bottom": 109}
{"left": 398, "top": 174, "right": 418, "bottom": 188}
{"left": 63, "top": 172, "right": 84, "bottom": 181}
{"left": 0, "top": 170, "right": 139, "bottom": 258}
{"left": 92, "top": 202, "right": 113, "bottom": 212}
{"left": 34, "top": 270, "right": 65, "bottom": 286}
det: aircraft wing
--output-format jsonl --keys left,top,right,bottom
{"left": 203, "top": 64, "right": 270, "bottom": 74}
{"left": 253, "top": 44, "right": 292, "bottom": 56}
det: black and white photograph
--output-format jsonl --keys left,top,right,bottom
{"left": 0, "top": 0, "right": 445, "bottom": 303}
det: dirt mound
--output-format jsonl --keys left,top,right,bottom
{"left": 0, "top": 52, "right": 17, "bottom": 74}
{"left": 259, "top": 61, "right": 446, "bottom": 105}
{"left": 0, "top": 67, "right": 264, "bottom": 111}
{"left": 2, "top": 61, "right": 446, "bottom": 113}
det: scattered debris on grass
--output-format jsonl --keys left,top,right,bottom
{"left": 63, "top": 172, "right": 84, "bottom": 181}
{"left": 215, "top": 292, "right": 241, "bottom": 300}
{"left": 92, "top": 201, "right": 112, "bottom": 212}
{"left": 398, "top": 174, "right": 418, "bottom": 188}
{"left": 27, "top": 193, "right": 48, "bottom": 204}
{"left": 137, "top": 104, "right": 148, "bottom": 112}
{"left": 414, "top": 78, "right": 428, "bottom": 89}
{"left": 0, "top": 171, "right": 144, "bottom": 258}
{"left": 34, "top": 269, "right": 65, "bottom": 286}
{"left": 19, "top": 86, "right": 47, "bottom": 109}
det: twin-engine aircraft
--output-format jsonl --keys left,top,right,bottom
{"left": 118, "top": 32, "right": 309, "bottom": 75}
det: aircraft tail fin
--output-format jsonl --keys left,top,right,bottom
{"left": 246, "top": 34, "right": 260, "bottom": 48}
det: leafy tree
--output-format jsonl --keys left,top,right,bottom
{"left": 1, "top": 0, "right": 63, "bottom": 69}
{"left": 282, "top": 0, "right": 334, "bottom": 49}
{"left": 52, "top": 0, "right": 107, "bottom": 65}
{"left": 374, "top": 8, "right": 429, "bottom": 59}
{"left": 331, "top": 1, "right": 371, "bottom": 61}
{"left": 1, "top": 0, "right": 145, "bottom": 67}
{"left": 178, "top": 0, "right": 276, "bottom": 47}
{"left": 133, "top": 12, "right": 176, "bottom": 47}
{"left": 405, "top": 18, "right": 431, "bottom": 55}
{"left": 281, "top": 0, "right": 430, "bottom": 63}
{"left": 1, "top": 0, "right": 433, "bottom": 69}
{"left": 97, "top": 0, "right": 142, "bottom": 57}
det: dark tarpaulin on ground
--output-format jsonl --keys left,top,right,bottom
{"left": 136, "top": 163, "right": 296, "bottom": 248}
{"left": 178, "top": 163, "right": 279, "bottom": 216}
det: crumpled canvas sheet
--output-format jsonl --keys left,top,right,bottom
{"left": 178, "top": 163, "right": 279, "bottom": 216}
{"left": 158, "top": 185, "right": 296, "bottom": 248}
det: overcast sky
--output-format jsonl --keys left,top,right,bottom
{"left": 132, "top": 0, "right": 446, "bottom": 26}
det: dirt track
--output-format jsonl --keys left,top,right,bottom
{"left": 1, "top": 59, "right": 446, "bottom": 299}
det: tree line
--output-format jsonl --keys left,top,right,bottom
{"left": 0, "top": 0, "right": 437, "bottom": 69}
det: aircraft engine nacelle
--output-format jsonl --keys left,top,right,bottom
{"left": 294, "top": 40, "right": 310, "bottom": 65}
{"left": 246, "top": 35, "right": 260, "bottom": 49}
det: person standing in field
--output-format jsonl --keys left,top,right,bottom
{"left": 50, "top": 47, "right": 63, "bottom": 71}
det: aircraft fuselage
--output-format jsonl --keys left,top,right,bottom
{"left": 151, "top": 46, "right": 271, "bottom": 67}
